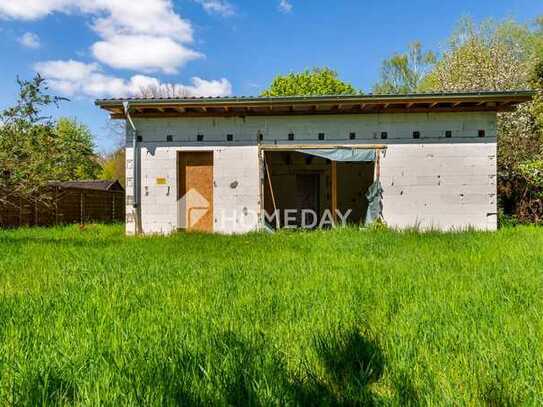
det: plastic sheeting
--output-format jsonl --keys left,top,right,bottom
{"left": 296, "top": 148, "right": 376, "bottom": 162}
{"left": 365, "top": 179, "right": 384, "bottom": 225}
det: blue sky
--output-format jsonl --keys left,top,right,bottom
{"left": 0, "top": 0, "right": 541, "bottom": 153}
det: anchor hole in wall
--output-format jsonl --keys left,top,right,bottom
{"left": 166, "top": 135, "right": 173, "bottom": 142}
{"left": 349, "top": 132, "right": 356, "bottom": 140}
{"left": 288, "top": 132, "right": 295, "bottom": 141}
{"left": 478, "top": 129, "right": 486, "bottom": 137}
{"left": 413, "top": 131, "right": 420, "bottom": 139}
{"left": 197, "top": 134, "right": 204, "bottom": 142}
{"left": 445, "top": 130, "right": 452, "bottom": 138}
{"left": 227, "top": 134, "right": 234, "bottom": 142}
{"left": 381, "top": 131, "right": 388, "bottom": 140}
{"left": 318, "top": 132, "right": 325, "bottom": 140}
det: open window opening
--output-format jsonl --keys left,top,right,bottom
{"left": 263, "top": 149, "right": 379, "bottom": 230}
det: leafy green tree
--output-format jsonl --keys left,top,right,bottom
{"left": 373, "top": 42, "right": 436, "bottom": 94}
{"left": 100, "top": 148, "right": 126, "bottom": 187}
{"left": 419, "top": 18, "right": 534, "bottom": 92}
{"left": 261, "top": 68, "right": 357, "bottom": 96}
{"left": 55, "top": 118, "right": 101, "bottom": 180}
{"left": 0, "top": 75, "right": 100, "bottom": 206}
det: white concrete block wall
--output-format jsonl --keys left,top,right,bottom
{"left": 213, "top": 146, "right": 261, "bottom": 234}
{"left": 125, "top": 111, "right": 498, "bottom": 234}
{"left": 127, "top": 112, "right": 496, "bottom": 145}
{"left": 380, "top": 143, "right": 497, "bottom": 231}
{"left": 125, "top": 143, "right": 260, "bottom": 235}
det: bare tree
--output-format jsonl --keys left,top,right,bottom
{"left": 137, "top": 84, "right": 191, "bottom": 99}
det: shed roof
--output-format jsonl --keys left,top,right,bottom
{"left": 49, "top": 180, "right": 124, "bottom": 192}
{"left": 96, "top": 90, "right": 534, "bottom": 119}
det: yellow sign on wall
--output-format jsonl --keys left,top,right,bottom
{"left": 156, "top": 177, "right": 167, "bottom": 185}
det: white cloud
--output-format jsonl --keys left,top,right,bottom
{"left": 91, "top": 35, "right": 202, "bottom": 74}
{"left": 278, "top": 0, "right": 292, "bottom": 13}
{"left": 0, "top": 0, "right": 73, "bottom": 20}
{"left": 0, "top": 0, "right": 200, "bottom": 73}
{"left": 34, "top": 59, "right": 232, "bottom": 98}
{"left": 184, "top": 77, "right": 232, "bottom": 97}
{"left": 18, "top": 32, "right": 41, "bottom": 48}
{"left": 194, "top": 0, "right": 235, "bottom": 17}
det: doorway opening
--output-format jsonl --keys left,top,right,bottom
{"left": 263, "top": 150, "right": 375, "bottom": 229}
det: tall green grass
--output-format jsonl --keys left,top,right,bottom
{"left": 0, "top": 224, "right": 542, "bottom": 405}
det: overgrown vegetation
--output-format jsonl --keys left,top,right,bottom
{"left": 0, "top": 225, "right": 542, "bottom": 404}
{"left": 0, "top": 75, "right": 100, "bottom": 206}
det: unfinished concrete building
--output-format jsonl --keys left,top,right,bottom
{"left": 96, "top": 92, "right": 532, "bottom": 235}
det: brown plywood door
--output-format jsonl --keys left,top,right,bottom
{"left": 178, "top": 152, "right": 214, "bottom": 232}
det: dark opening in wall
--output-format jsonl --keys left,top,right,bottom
{"left": 349, "top": 132, "right": 356, "bottom": 140}
{"left": 258, "top": 132, "right": 263, "bottom": 142}
{"left": 478, "top": 129, "right": 486, "bottom": 138}
{"left": 381, "top": 131, "right": 388, "bottom": 140}
{"left": 445, "top": 130, "right": 452, "bottom": 138}
{"left": 136, "top": 135, "right": 143, "bottom": 142}
{"left": 227, "top": 134, "right": 234, "bottom": 142}
{"left": 288, "top": 132, "right": 295, "bottom": 141}
{"left": 318, "top": 133, "right": 325, "bottom": 140}
{"left": 166, "top": 135, "right": 173, "bottom": 142}
{"left": 197, "top": 134, "right": 204, "bottom": 142}
{"left": 413, "top": 131, "right": 420, "bottom": 139}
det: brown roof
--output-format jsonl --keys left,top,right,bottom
{"left": 96, "top": 91, "right": 534, "bottom": 119}
{"left": 49, "top": 180, "right": 124, "bottom": 192}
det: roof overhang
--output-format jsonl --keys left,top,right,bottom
{"left": 95, "top": 91, "right": 534, "bottom": 119}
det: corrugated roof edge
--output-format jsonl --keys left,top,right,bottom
{"left": 95, "top": 90, "right": 535, "bottom": 105}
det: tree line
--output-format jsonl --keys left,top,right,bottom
{"left": 1, "top": 16, "right": 541, "bottom": 223}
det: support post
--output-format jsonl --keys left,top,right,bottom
{"left": 80, "top": 191, "right": 85, "bottom": 224}
{"left": 264, "top": 153, "right": 279, "bottom": 229}
{"left": 112, "top": 194, "right": 116, "bottom": 222}
{"left": 330, "top": 161, "right": 337, "bottom": 225}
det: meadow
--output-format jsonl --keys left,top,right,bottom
{"left": 0, "top": 224, "right": 542, "bottom": 405}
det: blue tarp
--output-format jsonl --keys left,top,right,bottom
{"left": 364, "top": 179, "right": 384, "bottom": 225}
{"left": 296, "top": 148, "right": 376, "bottom": 162}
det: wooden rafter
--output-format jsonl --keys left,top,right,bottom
{"left": 98, "top": 91, "right": 534, "bottom": 119}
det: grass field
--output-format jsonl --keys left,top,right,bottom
{"left": 0, "top": 225, "right": 542, "bottom": 405}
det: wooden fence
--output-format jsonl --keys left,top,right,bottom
{"left": 0, "top": 188, "right": 125, "bottom": 228}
